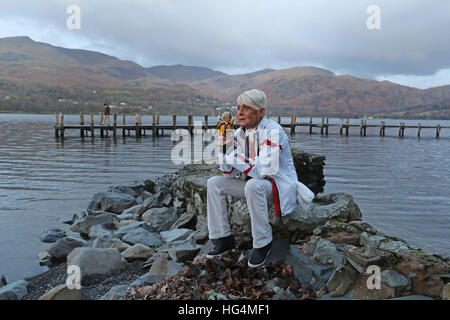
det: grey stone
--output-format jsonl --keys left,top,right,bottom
{"left": 67, "top": 248, "right": 128, "bottom": 283}
{"left": 286, "top": 245, "right": 334, "bottom": 291}
{"left": 187, "top": 230, "right": 209, "bottom": 244}
{"left": 107, "top": 185, "right": 140, "bottom": 198}
{"left": 0, "top": 280, "right": 28, "bottom": 300}
{"left": 349, "top": 221, "right": 377, "bottom": 234}
{"left": 88, "top": 223, "right": 116, "bottom": 239}
{"left": 48, "top": 237, "right": 86, "bottom": 261}
{"left": 70, "top": 213, "right": 119, "bottom": 236}
{"left": 326, "top": 266, "right": 357, "bottom": 297}
{"left": 170, "top": 211, "right": 196, "bottom": 230}
{"left": 359, "top": 232, "right": 385, "bottom": 249}
{"left": 272, "top": 287, "right": 298, "bottom": 300}
{"left": 113, "top": 221, "right": 156, "bottom": 239}
{"left": 168, "top": 240, "right": 202, "bottom": 262}
{"left": 310, "top": 238, "right": 347, "bottom": 268}
{"left": 92, "top": 238, "right": 130, "bottom": 252}
{"left": 205, "top": 290, "right": 228, "bottom": 300}
{"left": 122, "top": 204, "right": 147, "bottom": 217}
{"left": 116, "top": 213, "right": 134, "bottom": 221}
{"left": 121, "top": 244, "right": 154, "bottom": 261}
{"left": 39, "top": 284, "right": 81, "bottom": 300}
{"left": 141, "top": 207, "right": 178, "bottom": 231}
{"left": 148, "top": 254, "right": 187, "bottom": 276}
{"left": 379, "top": 241, "right": 411, "bottom": 254}
{"left": 130, "top": 274, "right": 166, "bottom": 287}
{"left": 40, "top": 228, "right": 67, "bottom": 243}
{"left": 87, "top": 191, "right": 138, "bottom": 214}
{"left": 100, "top": 285, "right": 129, "bottom": 300}
{"left": 381, "top": 269, "right": 411, "bottom": 292}
{"left": 160, "top": 229, "right": 193, "bottom": 244}
{"left": 122, "top": 228, "right": 162, "bottom": 247}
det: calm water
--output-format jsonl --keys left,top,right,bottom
{"left": 0, "top": 114, "right": 449, "bottom": 282}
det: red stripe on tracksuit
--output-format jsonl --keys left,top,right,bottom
{"left": 220, "top": 168, "right": 234, "bottom": 174}
{"left": 259, "top": 139, "right": 283, "bottom": 150}
{"left": 265, "top": 177, "right": 281, "bottom": 217}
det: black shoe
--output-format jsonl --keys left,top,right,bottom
{"left": 206, "top": 235, "right": 235, "bottom": 258}
{"left": 248, "top": 241, "right": 272, "bottom": 268}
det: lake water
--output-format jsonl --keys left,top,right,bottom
{"left": 0, "top": 114, "right": 449, "bottom": 282}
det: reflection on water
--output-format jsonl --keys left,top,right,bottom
{"left": 0, "top": 114, "right": 449, "bottom": 282}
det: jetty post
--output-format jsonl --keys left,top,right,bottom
{"left": 204, "top": 115, "right": 208, "bottom": 130}
{"left": 54, "top": 113, "right": 59, "bottom": 137}
{"left": 418, "top": 123, "right": 422, "bottom": 137}
{"left": 79, "top": 112, "right": 84, "bottom": 137}
{"left": 188, "top": 115, "right": 193, "bottom": 135}
{"left": 59, "top": 113, "right": 65, "bottom": 139}
{"left": 309, "top": 117, "right": 313, "bottom": 134}
{"left": 345, "top": 118, "right": 349, "bottom": 136}
{"left": 152, "top": 114, "right": 156, "bottom": 137}
{"left": 172, "top": 115, "right": 177, "bottom": 131}
{"left": 122, "top": 114, "right": 126, "bottom": 136}
{"left": 321, "top": 117, "right": 325, "bottom": 135}
{"left": 436, "top": 124, "right": 441, "bottom": 138}
{"left": 113, "top": 113, "right": 117, "bottom": 138}
{"left": 290, "top": 115, "right": 296, "bottom": 135}
{"left": 90, "top": 114, "right": 94, "bottom": 137}
{"left": 339, "top": 118, "right": 343, "bottom": 135}
{"left": 326, "top": 118, "right": 329, "bottom": 135}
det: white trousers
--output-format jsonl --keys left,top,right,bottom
{"left": 207, "top": 176, "right": 274, "bottom": 249}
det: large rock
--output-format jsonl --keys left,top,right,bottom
{"left": 326, "top": 265, "right": 356, "bottom": 297}
{"left": 148, "top": 254, "right": 187, "bottom": 276}
{"left": 0, "top": 280, "right": 28, "bottom": 300}
{"left": 352, "top": 273, "right": 395, "bottom": 300}
{"left": 122, "top": 228, "right": 162, "bottom": 247}
{"left": 39, "top": 284, "right": 81, "bottom": 300}
{"left": 160, "top": 229, "right": 193, "bottom": 244}
{"left": 141, "top": 207, "right": 178, "bottom": 231}
{"left": 381, "top": 269, "right": 411, "bottom": 292}
{"left": 100, "top": 285, "right": 129, "bottom": 300}
{"left": 40, "top": 228, "right": 67, "bottom": 243}
{"left": 86, "top": 191, "right": 138, "bottom": 214}
{"left": 121, "top": 244, "right": 154, "bottom": 261}
{"left": 168, "top": 240, "right": 202, "bottom": 262}
{"left": 307, "top": 237, "right": 347, "bottom": 268}
{"left": 70, "top": 213, "right": 119, "bottom": 236}
{"left": 286, "top": 245, "right": 334, "bottom": 291}
{"left": 48, "top": 237, "right": 86, "bottom": 261}
{"left": 88, "top": 223, "right": 116, "bottom": 239}
{"left": 92, "top": 238, "right": 130, "bottom": 252}
{"left": 113, "top": 221, "right": 155, "bottom": 239}
{"left": 67, "top": 248, "right": 128, "bottom": 283}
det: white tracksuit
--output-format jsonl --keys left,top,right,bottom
{"left": 207, "top": 118, "right": 314, "bottom": 248}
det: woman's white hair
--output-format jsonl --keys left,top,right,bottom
{"left": 237, "top": 89, "right": 267, "bottom": 111}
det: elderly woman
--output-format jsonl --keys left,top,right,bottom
{"left": 206, "top": 89, "right": 313, "bottom": 268}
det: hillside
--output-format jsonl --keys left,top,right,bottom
{"left": 0, "top": 36, "right": 449, "bottom": 118}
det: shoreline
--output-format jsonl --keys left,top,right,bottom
{"left": 2, "top": 156, "right": 449, "bottom": 300}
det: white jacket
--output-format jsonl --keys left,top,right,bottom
{"left": 218, "top": 118, "right": 314, "bottom": 216}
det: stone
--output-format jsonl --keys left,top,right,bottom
{"left": 121, "top": 244, "right": 154, "bottom": 261}
{"left": 349, "top": 221, "right": 377, "bottom": 234}
{"left": 122, "top": 228, "right": 162, "bottom": 247}
{"left": 168, "top": 240, "right": 202, "bottom": 262}
{"left": 39, "top": 284, "right": 81, "bottom": 300}
{"left": 114, "top": 221, "right": 156, "bottom": 239}
{"left": 381, "top": 269, "right": 411, "bottom": 292}
{"left": 0, "top": 274, "right": 7, "bottom": 287}
{"left": 38, "top": 251, "right": 52, "bottom": 260}
{"left": 160, "top": 229, "right": 193, "bottom": 244}
{"left": 116, "top": 213, "right": 134, "bottom": 221}
{"left": 40, "top": 228, "right": 67, "bottom": 243}
{"left": 122, "top": 204, "right": 147, "bottom": 217}
{"left": 442, "top": 283, "right": 450, "bottom": 300}
{"left": 48, "top": 237, "right": 86, "bottom": 261}
{"left": 88, "top": 223, "right": 116, "bottom": 239}
{"left": 318, "top": 290, "right": 354, "bottom": 300}
{"left": 291, "top": 150, "right": 326, "bottom": 195}
{"left": 100, "top": 285, "right": 129, "bottom": 300}
{"left": 141, "top": 207, "right": 178, "bottom": 231}
{"left": 92, "top": 238, "right": 130, "bottom": 252}
{"left": 67, "top": 248, "right": 128, "bottom": 283}
{"left": 379, "top": 241, "right": 411, "bottom": 254}
{"left": 170, "top": 211, "right": 196, "bottom": 230}
{"left": 86, "top": 191, "right": 138, "bottom": 214}
{"left": 309, "top": 238, "right": 347, "bottom": 268}
{"left": 360, "top": 232, "right": 385, "bottom": 249}
{"left": 187, "top": 230, "right": 209, "bottom": 244}
{"left": 326, "top": 265, "right": 357, "bottom": 297}
{"left": 343, "top": 245, "right": 384, "bottom": 268}
{"left": 205, "top": 290, "right": 228, "bottom": 300}
{"left": 70, "top": 213, "right": 119, "bottom": 236}
{"left": 352, "top": 274, "right": 395, "bottom": 300}
{"left": 0, "top": 280, "right": 28, "bottom": 300}
{"left": 107, "top": 185, "right": 140, "bottom": 198}
{"left": 148, "top": 254, "right": 187, "bottom": 276}
{"left": 324, "top": 232, "right": 360, "bottom": 246}
{"left": 130, "top": 274, "right": 166, "bottom": 287}
{"left": 272, "top": 287, "right": 298, "bottom": 300}
{"left": 286, "top": 245, "right": 334, "bottom": 291}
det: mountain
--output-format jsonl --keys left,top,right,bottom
{"left": 146, "top": 64, "right": 225, "bottom": 83}
{"left": 0, "top": 36, "right": 449, "bottom": 118}
{"left": 190, "top": 67, "right": 450, "bottom": 116}
{"left": 0, "top": 36, "right": 164, "bottom": 88}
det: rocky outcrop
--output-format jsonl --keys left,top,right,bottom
{"left": 32, "top": 150, "right": 449, "bottom": 301}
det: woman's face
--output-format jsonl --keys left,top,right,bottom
{"left": 237, "top": 103, "right": 265, "bottom": 129}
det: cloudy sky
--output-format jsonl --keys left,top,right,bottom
{"left": 0, "top": 0, "right": 449, "bottom": 89}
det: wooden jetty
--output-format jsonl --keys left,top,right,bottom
{"left": 54, "top": 113, "right": 448, "bottom": 139}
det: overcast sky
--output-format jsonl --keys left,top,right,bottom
{"left": 0, "top": 0, "right": 449, "bottom": 89}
